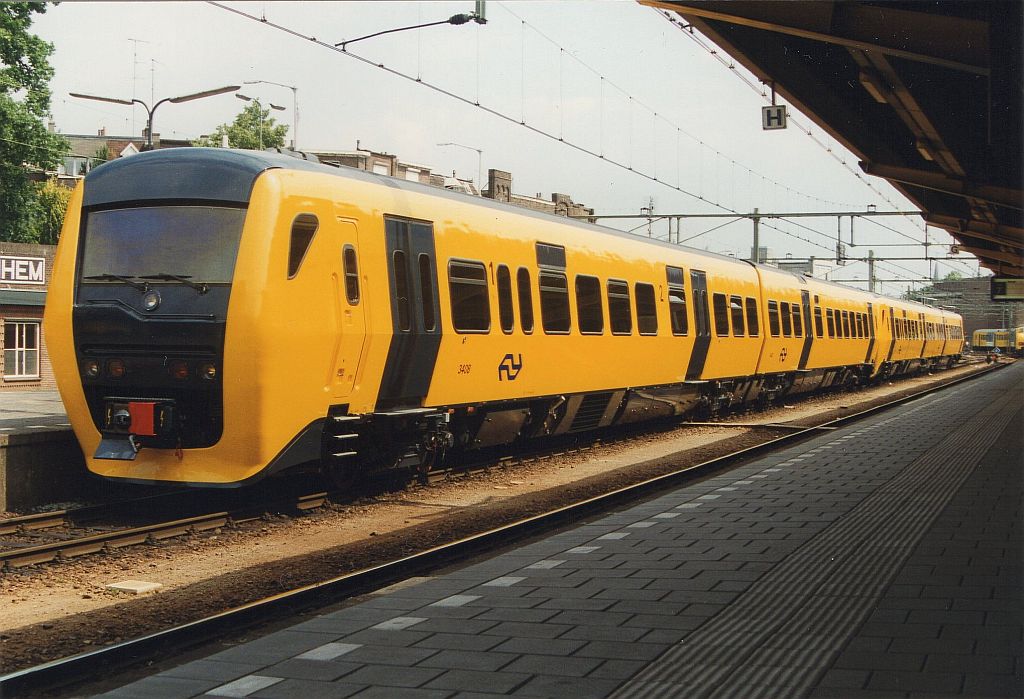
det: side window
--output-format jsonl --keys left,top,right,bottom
{"left": 448, "top": 259, "right": 490, "bottom": 333}
{"left": 392, "top": 250, "right": 411, "bottom": 332}
{"left": 827, "top": 309, "right": 836, "bottom": 338}
{"left": 780, "top": 301, "right": 792, "bottom": 337}
{"left": 667, "top": 267, "right": 687, "bottom": 336}
{"left": 713, "top": 293, "right": 730, "bottom": 337}
{"left": 745, "top": 297, "right": 759, "bottom": 337}
{"left": 607, "top": 279, "right": 632, "bottom": 335}
{"left": 343, "top": 246, "right": 360, "bottom": 304}
{"left": 730, "top": 295, "right": 745, "bottom": 337}
{"left": 575, "top": 275, "right": 604, "bottom": 334}
{"left": 539, "top": 270, "right": 571, "bottom": 334}
{"left": 496, "top": 264, "right": 514, "bottom": 334}
{"left": 517, "top": 267, "right": 534, "bottom": 334}
{"left": 842, "top": 311, "right": 851, "bottom": 338}
{"left": 288, "top": 213, "right": 318, "bottom": 278}
{"left": 792, "top": 304, "right": 803, "bottom": 338}
{"left": 635, "top": 282, "right": 658, "bottom": 335}
{"left": 768, "top": 300, "right": 781, "bottom": 337}
{"left": 814, "top": 306, "right": 823, "bottom": 338}
{"left": 418, "top": 254, "right": 436, "bottom": 332}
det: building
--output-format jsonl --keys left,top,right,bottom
{"left": 910, "top": 276, "right": 1024, "bottom": 338}
{"left": 1, "top": 243, "right": 56, "bottom": 391}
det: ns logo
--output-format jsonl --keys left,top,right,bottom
{"left": 498, "top": 353, "right": 523, "bottom": 381}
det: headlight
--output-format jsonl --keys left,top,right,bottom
{"left": 200, "top": 363, "right": 217, "bottom": 380}
{"left": 142, "top": 290, "right": 161, "bottom": 312}
{"left": 83, "top": 360, "right": 100, "bottom": 378}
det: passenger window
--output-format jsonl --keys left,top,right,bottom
{"left": 826, "top": 309, "right": 836, "bottom": 338}
{"left": 745, "top": 297, "right": 759, "bottom": 337}
{"left": 448, "top": 259, "right": 490, "bottom": 333}
{"left": 608, "top": 279, "right": 632, "bottom": 335}
{"left": 842, "top": 311, "right": 851, "bottom": 338}
{"left": 667, "top": 267, "right": 687, "bottom": 336}
{"left": 713, "top": 293, "right": 730, "bottom": 337}
{"left": 575, "top": 275, "right": 604, "bottom": 334}
{"left": 635, "top": 283, "right": 658, "bottom": 335}
{"left": 419, "top": 254, "right": 436, "bottom": 332}
{"left": 539, "top": 270, "right": 570, "bottom": 334}
{"left": 780, "top": 301, "right": 792, "bottom": 337}
{"left": 814, "top": 307, "right": 823, "bottom": 338}
{"left": 288, "top": 213, "right": 318, "bottom": 279}
{"left": 393, "top": 250, "right": 411, "bottom": 332}
{"left": 768, "top": 300, "right": 781, "bottom": 337}
{"left": 497, "top": 265, "right": 514, "bottom": 334}
{"left": 730, "top": 295, "right": 745, "bottom": 337}
{"left": 792, "top": 304, "right": 802, "bottom": 337}
{"left": 517, "top": 267, "right": 534, "bottom": 334}
{"left": 343, "top": 245, "right": 360, "bottom": 304}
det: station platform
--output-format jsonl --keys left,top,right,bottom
{"left": 91, "top": 362, "right": 1022, "bottom": 698}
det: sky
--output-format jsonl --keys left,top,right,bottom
{"left": 34, "top": 1, "right": 983, "bottom": 298}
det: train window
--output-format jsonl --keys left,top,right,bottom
{"left": 780, "top": 302, "right": 792, "bottom": 337}
{"left": 713, "top": 293, "right": 730, "bottom": 337}
{"left": 826, "top": 309, "right": 836, "bottom": 338}
{"left": 745, "top": 297, "right": 759, "bottom": 337}
{"left": 791, "top": 305, "right": 803, "bottom": 338}
{"left": 814, "top": 307, "right": 823, "bottom": 338}
{"left": 666, "top": 267, "right": 687, "bottom": 336}
{"left": 730, "top": 295, "right": 745, "bottom": 337}
{"left": 539, "top": 270, "right": 571, "bottom": 334}
{"left": 608, "top": 279, "right": 632, "bottom": 335}
{"left": 842, "top": 311, "right": 851, "bottom": 338}
{"left": 517, "top": 268, "right": 534, "bottom": 334}
{"left": 419, "top": 254, "right": 436, "bottom": 332}
{"left": 448, "top": 260, "right": 490, "bottom": 333}
{"left": 575, "top": 275, "right": 604, "bottom": 335}
{"left": 393, "top": 250, "right": 411, "bottom": 332}
{"left": 768, "top": 300, "right": 781, "bottom": 337}
{"left": 635, "top": 283, "right": 658, "bottom": 335}
{"left": 343, "top": 246, "right": 360, "bottom": 304}
{"left": 288, "top": 213, "right": 318, "bottom": 279}
{"left": 497, "top": 265, "right": 514, "bottom": 334}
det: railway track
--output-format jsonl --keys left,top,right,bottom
{"left": 0, "top": 360, "right": 1006, "bottom": 698}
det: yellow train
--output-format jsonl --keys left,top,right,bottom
{"left": 45, "top": 149, "right": 964, "bottom": 486}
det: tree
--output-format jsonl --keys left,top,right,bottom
{"left": 192, "top": 101, "right": 288, "bottom": 151}
{"left": 0, "top": 3, "right": 70, "bottom": 242}
{"left": 36, "top": 177, "right": 70, "bottom": 244}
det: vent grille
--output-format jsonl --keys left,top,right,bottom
{"left": 570, "top": 392, "right": 613, "bottom": 432}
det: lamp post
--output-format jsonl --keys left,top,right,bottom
{"left": 70, "top": 85, "right": 240, "bottom": 151}
{"left": 437, "top": 142, "right": 483, "bottom": 191}
{"left": 243, "top": 80, "right": 298, "bottom": 149}
{"left": 235, "top": 93, "right": 286, "bottom": 150}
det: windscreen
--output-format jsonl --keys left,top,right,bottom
{"left": 80, "top": 206, "right": 246, "bottom": 284}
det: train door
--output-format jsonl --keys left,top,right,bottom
{"left": 797, "top": 290, "right": 813, "bottom": 369}
{"left": 886, "top": 306, "right": 896, "bottom": 361}
{"left": 332, "top": 221, "right": 367, "bottom": 400}
{"left": 685, "top": 270, "right": 711, "bottom": 380}
{"left": 864, "top": 302, "right": 875, "bottom": 363}
{"left": 376, "top": 217, "right": 442, "bottom": 410}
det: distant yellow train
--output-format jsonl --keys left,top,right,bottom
{"left": 975, "top": 327, "right": 1024, "bottom": 355}
{"left": 45, "top": 149, "right": 964, "bottom": 486}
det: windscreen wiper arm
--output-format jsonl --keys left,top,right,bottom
{"left": 139, "top": 273, "right": 209, "bottom": 294}
{"left": 82, "top": 274, "right": 150, "bottom": 292}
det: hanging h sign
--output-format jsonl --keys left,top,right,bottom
{"left": 762, "top": 105, "right": 787, "bottom": 130}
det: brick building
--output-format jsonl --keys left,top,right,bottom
{"left": 913, "top": 276, "right": 1024, "bottom": 339}
{"left": 1, "top": 242, "right": 57, "bottom": 391}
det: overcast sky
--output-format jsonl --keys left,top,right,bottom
{"left": 34, "top": 1, "right": 982, "bottom": 296}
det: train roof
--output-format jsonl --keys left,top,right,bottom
{"left": 82, "top": 148, "right": 952, "bottom": 313}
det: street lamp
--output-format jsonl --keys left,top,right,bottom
{"left": 244, "top": 80, "right": 299, "bottom": 149}
{"left": 70, "top": 85, "right": 240, "bottom": 151}
{"left": 235, "top": 93, "right": 286, "bottom": 151}
{"left": 437, "top": 142, "right": 483, "bottom": 191}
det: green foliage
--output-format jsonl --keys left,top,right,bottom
{"left": 36, "top": 177, "right": 70, "bottom": 244}
{"left": 0, "top": 2, "right": 70, "bottom": 243}
{"left": 192, "top": 101, "right": 288, "bottom": 151}
{"left": 943, "top": 271, "right": 963, "bottom": 281}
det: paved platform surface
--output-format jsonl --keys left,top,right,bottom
{"left": 97, "top": 364, "right": 1023, "bottom": 699}
{"left": 0, "top": 390, "right": 69, "bottom": 433}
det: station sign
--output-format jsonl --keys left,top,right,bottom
{"left": 0, "top": 255, "right": 45, "bottom": 285}
{"left": 762, "top": 105, "right": 788, "bottom": 130}
{"left": 990, "top": 276, "right": 1024, "bottom": 302}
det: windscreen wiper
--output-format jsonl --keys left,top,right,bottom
{"left": 82, "top": 274, "right": 150, "bottom": 292}
{"left": 139, "top": 273, "right": 209, "bottom": 294}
